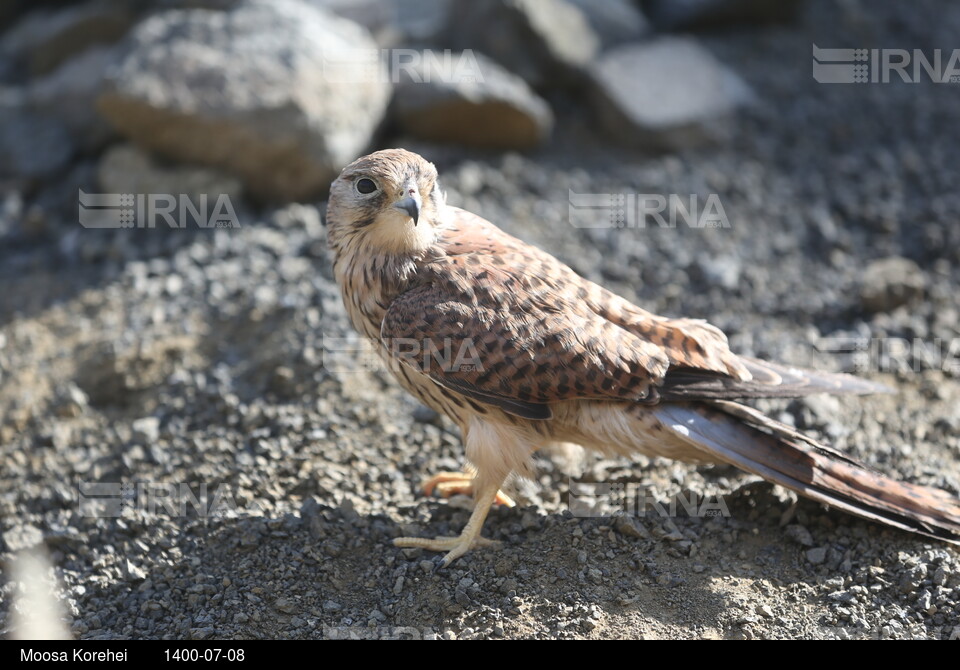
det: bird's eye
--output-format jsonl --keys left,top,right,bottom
{"left": 356, "top": 178, "right": 378, "bottom": 195}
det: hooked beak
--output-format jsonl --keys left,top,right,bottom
{"left": 393, "top": 193, "right": 421, "bottom": 226}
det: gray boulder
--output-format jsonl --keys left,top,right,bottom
{"left": 589, "top": 37, "right": 753, "bottom": 150}
{"left": 393, "top": 52, "right": 553, "bottom": 149}
{"left": 444, "top": 0, "right": 599, "bottom": 89}
{"left": 98, "top": 0, "right": 391, "bottom": 201}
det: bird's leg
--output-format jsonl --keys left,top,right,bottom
{"left": 423, "top": 467, "right": 515, "bottom": 507}
{"left": 394, "top": 479, "right": 504, "bottom": 566}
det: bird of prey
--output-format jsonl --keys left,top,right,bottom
{"left": 326, "top": 148, "right": 960, "bottom": 566}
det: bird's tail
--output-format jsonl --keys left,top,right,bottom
{"left": 653, "top": 400, "right": 960, "bottom": 544}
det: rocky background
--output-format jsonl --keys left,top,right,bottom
{"left": 2, "top": 0, "right": 960, "bottom": 640}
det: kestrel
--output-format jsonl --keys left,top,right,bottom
{"left": 326, "top": 148, "right": 960, "bottom": 566}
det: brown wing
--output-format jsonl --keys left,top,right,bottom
{"left": 389, "top": 207, "right": 888, "bottom": 418}
{"left": 381, "top": 252, "right": 670, "bottom": 420}
{"left": 438, "top": 207, "right": 753, "bottom": 378}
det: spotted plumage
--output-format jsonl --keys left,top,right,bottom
{"left": 326, "top": 148, "right": 960, "bottom": 565}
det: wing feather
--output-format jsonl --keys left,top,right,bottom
{"left": 380, "top": 208, "right": 889, "bottom": 417}
{"left": 380, "top": 255, "right": 670, "bottom": 418}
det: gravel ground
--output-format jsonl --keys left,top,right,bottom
{"left": 2, "top": 0, "right": 960, "bottom": 639}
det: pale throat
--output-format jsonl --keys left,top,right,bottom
{"left": 364, "top": 208, "right": 438, "bottom": 257}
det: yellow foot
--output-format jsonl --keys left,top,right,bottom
{"left": 422, "top": 471, "right": 516, "bottom": 507}
{"left": 393, "top": 534, "right": 500, "bottom": 567}
{"left": 396, "top": 480, "right": 505, "bottom": 566}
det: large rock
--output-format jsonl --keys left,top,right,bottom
{"left": 0, "top": 1, "right": 134, "bottom": 77}
{"left": 859, "top": 257, "right": 926, "bottom": 314}
{"left": 444, "top": 0, "right": 599, "bottom": 89}
{"left": 98, "top": 0, "right": 391, "bottom": 202}
{"left": 589, "top": 37, "right": 753, "bottom": 150}
{"left": 393, "top": 52, "right": 553, "bottom": 149}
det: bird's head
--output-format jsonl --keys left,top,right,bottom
{"left": 326, "top": 148, "right": 445, "bottom": 258}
